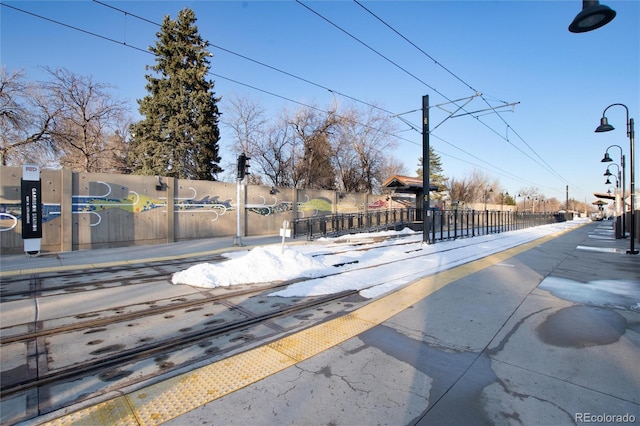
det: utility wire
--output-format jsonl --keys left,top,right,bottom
{"left": 92, "top": 0, "right": 159, "bottom": 27}
{"left": 90, "top": 1, "right": 395, "bottom": 116}
{"left": 2, "top": 1, "right": 564, "bottom": 196}
{"left": 297, "top": 0, "right": 570, "bottom": 191}
{"left": 1, "top": 2, "right": 149, "bottom": 55}
{"left": 352, "top": 0, "right": 574, "bottom": 188}
{"left": 93, "top": 0, "right": 557, "bottom": 187}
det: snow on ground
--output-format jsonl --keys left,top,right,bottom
{"left": 171, "top": 218, "right": 590, "bottom": 299}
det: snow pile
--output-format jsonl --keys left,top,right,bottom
{"left": 172, "top": 219, "right": 590, "bottom": 298}
{"left": 171, "top": 245, "right": 329, "bottom": 287}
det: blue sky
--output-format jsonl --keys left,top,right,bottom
{"left": 1, "top": 0, "right": 638, "bottom": 205}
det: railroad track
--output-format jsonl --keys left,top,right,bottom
{"left": 0, "top": 255, "right": 228, "bottom": 302}
{"left": 1, "top": 233, "right": 510, "bottom": 422}
{"left": 1, "top": 287, "right": 359, "bottom": 398}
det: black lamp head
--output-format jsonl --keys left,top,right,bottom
{"left": 601, "top": 152, "right": 613, "bottom": 162}
{"left": 603, "top": 169, "right": 613, "bottom": 176}
{"left": 595, "top": 116, "right": 615, "bottom": 133}
{"left": 605, "top": 177, "right": 612, "bottom": 185}
{"left": 569, "top": 0, "right": 616, "bottom": 33}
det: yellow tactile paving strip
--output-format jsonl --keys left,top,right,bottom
{"left": 38, "top": 227, "right": 576, "bottom": 426}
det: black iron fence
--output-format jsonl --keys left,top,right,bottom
{"left": 293, "top": 208, "right": 570, "bottom": 241}
{"left": 426, "top": 209, "right": 569, "bottom": 242}
{"left": 293, "top": 208, "right": 417, "bottom": 240}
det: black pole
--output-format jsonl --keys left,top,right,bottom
{"left": 629, "top": 118, "right": 637, "bottom": 253}
{"left": 597, "top": 105, "right": 637, "bottom": 254}
{"left": 621, "top": 154, "right": 626, "bottom": 237}
{"left": 423, "top": 95, "right": 431, "bottom": 244}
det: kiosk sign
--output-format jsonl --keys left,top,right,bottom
{"left": 21, "top": 165, "right": 42, "bottom": 253}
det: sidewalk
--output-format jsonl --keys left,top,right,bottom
{"left": 161, "top": 220, "right": 639, "bottom": 426}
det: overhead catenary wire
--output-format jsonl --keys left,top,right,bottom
{"left": 92, "top": 1, "right": 395, "bottom": 117}
{"left": 2, "top": 1, "right": 569, "bottom": 197}
{"left": 352, "top": 0, "right": 577, "bottom": 190}
{"left": 301, "top": 0, "right": 576, "bottom": 193}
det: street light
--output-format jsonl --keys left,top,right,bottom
{"left": 604, "top": 164, "right": 620, "bottom": 187}
{"left": 569, "top": 0, "right": 616, "bottom": 33}
{"left": 484, "top": 186, "right": 493, "bottom": 210}
{"left": 601, "top": 145, "right": 626, "bottom": 236}
{"left": 595, "top": 104, "right": 637, "bottom": 254}
{"left": 604, "top": 167, "right": 622, "bottom": 227}
{"left": 501, "top": 190, "right": 509, "bottom": 210}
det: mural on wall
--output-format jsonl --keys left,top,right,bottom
{"left": 166, "top": 186, "right": 234, "bottom": 222}
{"left": 297, "top": 195, "right": 332, "bottom": 218}
{"left": 0, "top": 181, "right": 306, "bottom": 233}
{"left": 0, "top": 209, "right": 19, "bottom": 232}
{"left": 0, "top": 181, "right": 150, "bottom": 231}
{"left": 72, "top": 181, "right": 149, "bottom": 226}
{"left": 0, "top": 178, "right": 388, "bottom": 233}
{"left": 1, "top": 202, "right": 61, "bottom": 231}
{"left": 246, "top": 194, "right": 293, "bottom": 216}
{"left": 368, "top": 199, "right": 388, "bottom": 209}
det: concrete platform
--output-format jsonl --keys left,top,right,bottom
{"left": 6, "top": 220, "right": 640, "bottom": 425}
{"left": 158, "top": 221, "right": 639, "bottom": 426}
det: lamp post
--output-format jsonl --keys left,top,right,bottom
{"left": 501, "top": 190, "right": 509, "bottom": 210}
{"left": 604, "top": 165, "right": 620, "bottom": 186}
{"left": 605, "top": 176, "right": 621, "bottom": 230}
{"left": 602, "top": 146, "right": 626, "bottom": 237}
{"left": 484, "top": 186, "right": 493, "bottom": 210}
{"left": 595, "top": 104, "right": 637, "bottom": 254}
{"left": 604, "top": 164, "right": 622, "bottom": 224}
{"left": 569, "top": 0, "right": 616, "bottom": 33}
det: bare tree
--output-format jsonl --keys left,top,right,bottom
{"left": 222, "top": 96, "right": 404, "bottom": 192}
{"left": 0, "top": 67, "right": 57, "bottom": 166}
{"left": 447, "top": 176, "right": 474, "bottom": 205}
{"left": 252, "top": 120, "right": 296, "bottom": 187}
{"left": 515, "top": 186, "right": 544, "bottom": 211}
{"left": 44, "top": 67, "right": 132, "bottom": 173}
{"left": 223, "top": 96, "right": 297, "bottom": 187}
{"left": 223, "top": 96, "right": 269, "bottom": 184}
{"left": 224, "top": 96, "right": 267, "bottom": 153}
{"left": 286, "top": 104, "right": 339, "bottom": 190}
{"left": 332, "top": 103, "right": 400, "bottom": 193}
{"left": 445, "top": 169, "right": 500, "bottom": 208}
{"left": 377, "top": 156, "right": 407, "bottom": 183}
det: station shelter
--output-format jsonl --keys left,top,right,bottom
{"left": 381, "top": 175, "right": 439, "bottom": 222}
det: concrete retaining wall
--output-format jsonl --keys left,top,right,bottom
{"left": 0, "top": 166, "right": 388, "bottom": 254}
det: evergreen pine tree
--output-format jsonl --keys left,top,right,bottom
{"left": 129, "top": 8, "right": 222, "bottom": 180}
{"left": 416, "top": 146, "right": 447, "bottom": 188}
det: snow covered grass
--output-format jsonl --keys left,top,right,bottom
{"left": 171, "top": 218, "right": 589, "bottom": 299}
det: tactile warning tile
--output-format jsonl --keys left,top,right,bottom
{"left": 128, "top": 345, "right": 295, "bottom": 425}
{"left": 36, "top": 227, "right": 581, "bottom": 425}
{"left": 42, "top": 397, "right": 136, "bottom": 426}
{"left": 268, "top": 314, "right": 375, "bottom": 361}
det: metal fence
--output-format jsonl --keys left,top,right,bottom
{"left": 293, "top": 208, "right": 417, "bottom": 239}
{"left": 293, "top": 208, "right": 569, "bottom": 241}
{"left": 427, "top": 209, "right": 569, "bottom": 242}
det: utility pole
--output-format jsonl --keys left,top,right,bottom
{"left": 394, "top": 93, "right": 518, "bottom": 244}
{"left": 422, "top": 95, "right": 430, "bottom": 244}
